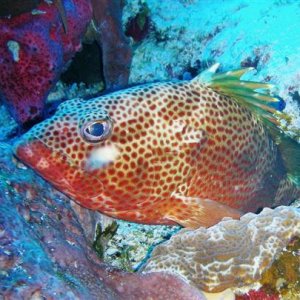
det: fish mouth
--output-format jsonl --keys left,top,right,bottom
{"left": 13, "top": 134, "right": 69, "bottom": 185}
{"left": 13, "top": 133, "right": 106, "bottom": 203}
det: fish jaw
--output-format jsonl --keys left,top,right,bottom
{"left": 13, "top": 135, "right": 105, "bottom": 209}
{"left": 13, "top": 138, "right": 69, "bottom": 189}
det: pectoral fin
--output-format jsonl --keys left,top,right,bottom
{"left": 164, "top": 194, "right": 242, "bottom": 229}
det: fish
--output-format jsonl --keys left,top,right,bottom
{"left": 13, "top": 64, "right": 300, "bottom": 229}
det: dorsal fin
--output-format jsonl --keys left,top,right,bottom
{"left": 192, "top": 64, "right": 287, "bottom": 128}
{"left": 193, "top": 64, "right": 300, "bottom": 185}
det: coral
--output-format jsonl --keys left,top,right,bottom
{"left": 0, "top": 0, "right": 92, "bottom": 127}
{"left": 0, "top": 0, "right": 134, "bottom": 126}
{"left": 91, "top": 0, "right": 132, "bottom": 90}
{"left": 259, "top": 237, "right": 300, "bottom": 298}
{"left": 125, "top": 2, "right": 151, "bottom": 42}
{"left": 142, "top": 206, "right": 300, "bottom": 293}
{"left": 236, "top": 235, "right": 300, "bottom": 300}
{"left": 0, "top": 142, "right": 204, "bottom": 299}
{"left": 47, "top": 81, "right": 104, "bottom": 104}
{"left": 0, "top": 106, "right": 17, "bottom": 141}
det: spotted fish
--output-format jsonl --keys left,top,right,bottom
{"left": 14, "top": 65, "right": 300, "bottom": 228}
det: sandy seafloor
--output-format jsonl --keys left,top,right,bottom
{"left": 1, "top": 0, "right": 300, "bottom": 298}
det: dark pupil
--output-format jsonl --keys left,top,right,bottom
{"left": 86, "top": 123, "right": 104, "bottom": 137}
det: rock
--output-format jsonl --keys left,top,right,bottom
{"left": 0, "top": 142, "right": 204, "bottom": 299}
{"left": 91, "top": 0, "right": 132, "bottom": 90}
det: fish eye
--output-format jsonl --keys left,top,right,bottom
{"left": 80, "top": 119, "right": 113, "bottom": 143}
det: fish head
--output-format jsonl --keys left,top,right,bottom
{"left": 14, "top": 98, "right": 112, "bottom": 203}
{"left": 13, "top": 86, "right": 184, "bottom": 212}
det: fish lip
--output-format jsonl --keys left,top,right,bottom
{"left": 12, "top": 134, "right": 76, "bottom": 193}
{"left": 13, "top": 134, "right": 47, "bottom": 168}
{"left": 13, "top": 133, "right": 106, "bottom": 201}
{"left": 12, "top": 134, "right": 33, "bottom": 162}
{"left": 12, "top": 133, "right": 70, "bottom": 171}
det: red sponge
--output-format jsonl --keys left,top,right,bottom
{"left": 0, "top": 0, "right": 92, "bottom": 126}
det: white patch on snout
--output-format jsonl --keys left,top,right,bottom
{"left": 36, "top": 157, "right": 49, "bottom": 169}
{"left": 23, "top": 146, "right": 34, "bottom": 158}
{"left": 85, "top": 144, "right": 120, "bottom": 171}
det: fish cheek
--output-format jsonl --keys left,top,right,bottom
{"left": 44, "top": 153, "right": 106, "bottom": 207}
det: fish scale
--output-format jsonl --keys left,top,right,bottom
{"left": 14, "top": 66, "right": 300, "bottom": 228}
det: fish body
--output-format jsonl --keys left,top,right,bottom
{"left": 14, "top": 67, "right": 300, "bottom": 228}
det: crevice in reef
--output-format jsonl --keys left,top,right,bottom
{"left": 60, "top": 41, "right": 104, "bottom": 86}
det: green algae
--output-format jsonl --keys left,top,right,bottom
{"left": 136, "top": 2, "right": 150, "bottom": 32}
{"left": 92, "top": 221, "right": 119, "bottom": 259}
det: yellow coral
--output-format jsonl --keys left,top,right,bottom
{"left": 260, "top": 237, "right": 300, "bottom": 298}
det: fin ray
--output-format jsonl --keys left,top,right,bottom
{"left": 211, "top": 80, "right": 275, "bottom": 92}
{"left": 164, "top": 195, "right": 242, "bottom": 229}
{"left": 192, "top": 64, "right": 289, "bottom": 129}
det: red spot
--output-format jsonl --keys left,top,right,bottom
{"left": 127, "top": 171, "right": 134, "bottom": 178}
{"left": 117, "top": 171, "right": 125, "bottom": 177}
{"left": 215, "top": 135, "right": 222, "bottom": 143}
{"left": 123, "top": 154, "right": 130, "bottom": 162}
{"left": 114, "top": 161, "right": 122, "bottom": 168}
{"left": 111, "top": 135, "right": 118, "bottom": 142}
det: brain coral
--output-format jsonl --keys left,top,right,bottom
{"left": 142, "top": 206, "right": 300, "bottom": 293}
